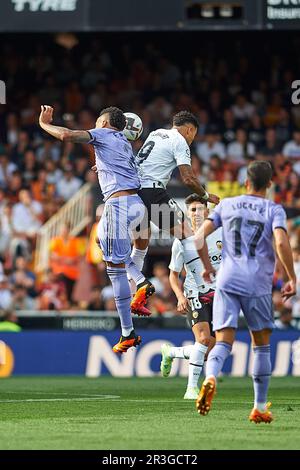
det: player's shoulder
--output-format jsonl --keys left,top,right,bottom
{"left": 212, "top": 196, "right": 232, "bottom": 209}
{"left": 268, "top": 199, "right": 286, "bottom": 216}
{"left": 227, "top": 194, "right": 245, "bottom": 203}
{"left": 172, "top": 237, "right": 183, "bottom": 252}
{"left": 171, "top": 128, "right": 188, "bottom": 145}
{"left": 267, "top": 198, "right": 283, "bottom": 209}
{"left": 88, "top": 127, "right": 105, "bottom": 142}
{"left": 149, "top": 128, "right": 172, "bottom": 138}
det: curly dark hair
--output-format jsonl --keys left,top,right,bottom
{"left": 185, "top": 193, "right": 207, "bottom": 207}
{"left": 173, "top": 111, "right": 199, "bottom": 130}
{"left": 99, "top": 107, "right": 126, "bottom": 131}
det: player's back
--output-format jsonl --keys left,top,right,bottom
{"left": 136, "top": 128, "right": 191, "bottom": 188}
{"left": 89, "top": 127, "right": 140, "bottom": 201}
{"left": 210, "top": 194, "right": 287, "bottom": 296}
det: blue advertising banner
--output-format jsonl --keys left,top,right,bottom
{"left": 1, "top": 330, "right": 300, "bottom": 378}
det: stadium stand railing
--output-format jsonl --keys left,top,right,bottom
{"left": 35, "top": 183, "right": 93, "bottom": 273}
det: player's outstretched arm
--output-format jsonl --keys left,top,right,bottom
{"left": 194, "top": 219, "right": 216, "bottom": 248}
{"left": 169, "top": 270, "right": 189, "bottom": 314}
{"left": 194, "top": 219, "right": 216, "bottom": 284}
{"left": 178, "top": 165, "right": 220, "bottom": 205}
{"left": 273, "top": 228, "right": 297, "bottom": 301}
{"left": 39, "top": 105, "right": 91, "bottom": 143}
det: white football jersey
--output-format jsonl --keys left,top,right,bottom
{"left": 169, "top": 228, "right": 223, "bottom": 298}
{"left": 136, "top": 128, "right": 191, "bottom": 189}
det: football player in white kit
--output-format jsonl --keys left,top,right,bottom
{"left": 160, "top": 194, "right": 222, "bottom": 399}
{"left": 129, "top": 111, "right": 220, "bottom": 315}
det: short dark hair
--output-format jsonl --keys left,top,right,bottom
{"left": 99, "top": 107, "right": 126, "bottom": 131}
{"left": 173, "top": 111, "right": 199, "bottom": 130}
{"left": 185, "top": 193, "right": 207, "bottom": 207}
{"left": 247, "top": 161, "right": 273, "bottom": 191}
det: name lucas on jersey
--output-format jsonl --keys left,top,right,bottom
{"left": 232, "top": 201, "right": 265, "bottom": 215}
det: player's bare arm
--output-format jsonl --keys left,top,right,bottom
{"left": 178, "top": 165, "right": 220, "bottom": 205}
{"left": 169, "top": 270, "right": 189, "bottom": 314}
{"left": 273, "top": 227, "right": 297, "bottom": 301}
{"left": 39, "top": 105, "right": 91, "bottom": 143}
{"left": 199, "top": 241, "right": 215, "bottom": 284}
{"left": 193, "top": 219, "right": 216, "bottom": 248}
{"left": 192, "top": 219, "right": 216, "bottom": 284}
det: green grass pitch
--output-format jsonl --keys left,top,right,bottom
{"left": 0, "top": 376, "right": 299, "bottom": 450}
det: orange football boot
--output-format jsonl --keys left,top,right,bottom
{"left": 131, "top": 306, "right": 152, "bottom": 317}
{"left": 131, "top": 280, "right": 155, "bottom": 311}
{"left": 196, "top": 377, "right": 216, "bottom": 416}
{"left": 112, "top": 331, "right": 141, "bottom": 354}
{"left": 249, "top": 402, "right": 273, "bottom": 424}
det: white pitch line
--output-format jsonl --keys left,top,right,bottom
{"left": 0, "top": 395, "right": 120, "bottom": 403}
{"left": 0, "top": 391, "right": 115, "bottom": 396}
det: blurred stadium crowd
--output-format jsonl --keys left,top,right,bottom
{"left": 0, "top": 33, "right": 300, "bottom": 327}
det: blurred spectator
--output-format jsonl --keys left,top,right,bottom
{"left": 227, "top": 129, "right": 256, "bottom": 165}
{"left": 221, "top": 109, "right": 236, "bottom": 146}
{"left": 0, "top": 275, "right": 12, "bottom": 310}
{"left": 0, "top": 152, "right": 17, "bottom": 188}
{"left": 264, "top": 92, "right": 283, "bottom": 127}
{"left": 283, "top": 130, "right": 300, "bottom": 160}
{"left": 74, "top": 157, "right": 90, "bottom": 182}
{"left": 0, "top": 187, "right": 6, "bottom": 214}
{"left": 231, "top": 94, "right": 255, "bottom": 121}
{"left": 0, "top": 203, "right": 13, "bottom": 258}
{"left": 10, "top": 256, "right": 36, "bottom": 298}
{"left": 147, "top": 96, "right": 173, "bottom": 126}
{"left": 149, "top": 262, "right": 170, "bottom": 295}
{"left": 11, "top": 130, "right": 31, "bottom": 165}
{"left": 0, "top": 310, "right": 21, "bottom": 332}
{"left": 100, "top": 285, "right": 116, "bottom": 311}
{"left": 208, "top": 155, "right": 225, "bottom": 182}
{"left": 31, "top": 169, "right": 56, "bottom": 202}
{"left": 191, "top": 156, "right": 206, "bottom": 186}
{"left": 65, "top": 81, "right": 84, "bottom": 114}
{"left": 21, "top": 149, "right": 39, "bottom": 185}
{"left": 86, "top": 204, "right": 104, "bottom": 266}
{"left": 10, "top": 285, "right": 37, "bottom": 310}
{"left": 36, "top": 139, "right": 61, "bottom": 163}
{"left": 5, "top": 113, "right": 19, "bottom": 147}
{"left": 56, "top": 164, "right": 82, "bottom": 201}
{"left": 248, "top": 114, "right": 265, "bottom": 149}
{"left": 260, "top": 128, "right": 281, "bottom": 158}
{"left": 37, "top": 271, "right": 69, "bottom": 310}
{"left": 49, "top": 222, "right": 85, "bottom": 303}
{"left": 11, "top": 189, "right": 42, "bottom": 260}
{"left": 44, "top": 160, "right": 63, "bottom": 185}
{"left": 87, "top": 286, "right": 103, "bottom": 311}
{"left": 148, "top": 275, "right": 178, "bottom": 315}
{"left": 6, "top": 171, "right": 23, "bottom": 203}
{"left": 195, "top": 126, "right": 226, "bottom": 163}
{"left": 275, "top": 109, "right": 292, "bottom": 145}
{"left": 274, "top": 308, "right": 297, "bottom": 330}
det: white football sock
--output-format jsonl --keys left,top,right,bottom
{"left": 169, "top": 345, "right": 193, "bottom": 359}
{"left": 187, "top": 342, "right": 208, "bottom": 388}
{"left": 254, "top": 402, "right": 267, "bottom": 412}
{"left": 122, "top": 327, "right": 133, "bottom": 337}
{"left": 127, "top": 247, "right": 148, "bottom": 292}
{"left": 131, "top": 247, "right": 148, "bottom": 272}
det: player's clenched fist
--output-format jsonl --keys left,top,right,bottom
{"left": 177, "top": 295, "right": 189, "bottom": 314}
{"left": 39, "top": 105, "right": 54, "bottom": 125}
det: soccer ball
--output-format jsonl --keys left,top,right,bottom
{"left": 123, "top": 112, "right": 143, "bottom": 141}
